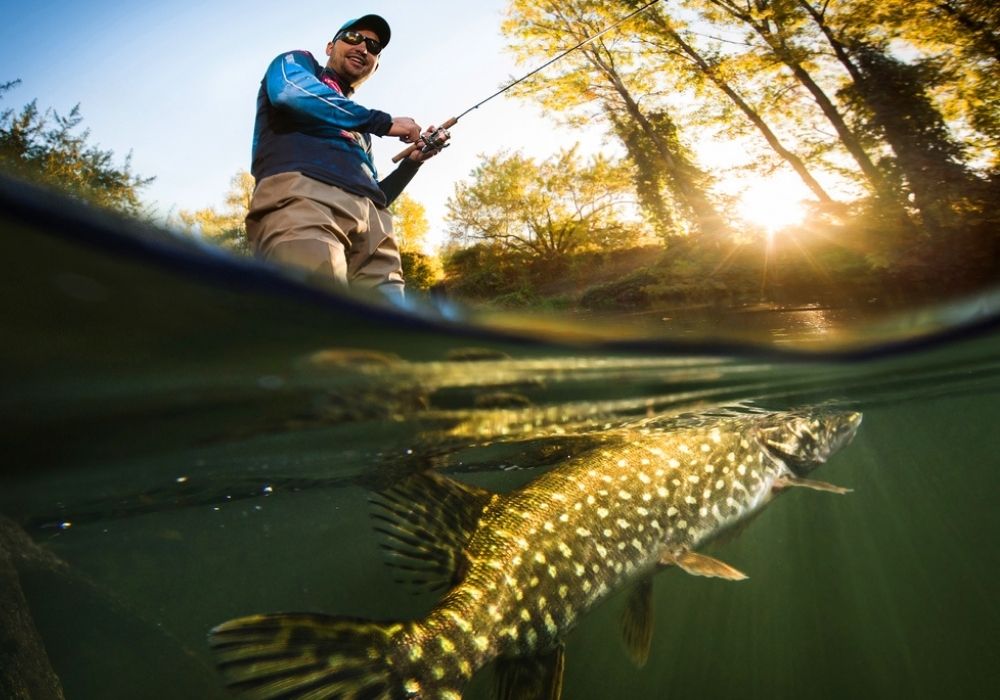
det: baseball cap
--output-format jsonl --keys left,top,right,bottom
{"left": 336, "top": 14, "right": 391, "bottom": 48}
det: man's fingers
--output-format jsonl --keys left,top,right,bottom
{"left": 390, "top": 116, "right": 422, "bottom": 142}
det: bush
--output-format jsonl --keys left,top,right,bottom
{"left": 0, "top": 81, "right": 152, "bottom": 216}
{"left": 578, "top": 270, "right": 659, "bottom": 310}
{"left": 486, "top": 289, "right": 540, "bottom": 309}
{"left": 400, "top": 250, "right": 439, "bottom": 292}
{"left": 441, "top": 244, "right": 529, "bottom": 299}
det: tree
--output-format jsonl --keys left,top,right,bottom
{"left": 845, "top": 46, "right": 983, "bottom": 225}
{"left": 823, "top": 0, "right": 1000, "bottom": 169}
{"left": 446, "top": 148, "right": 643, "bottom": 260}
{"left": 389, "top": 193, "right": 430, "bottom": 253}
{"left": 633, "top": 1, "right": 836, "bottom": 205}
{"left": 504, "top": 0, "right": 727, "bottom": 238}
{"left": 697, "top": 0, "right": 902, "bottom": 204}
{"left": 792, "top": 1, "right": 986, "bottom": 229}
{"left": 176, "top": 170, "right": 254, "bottom": 255}
{"left": 387, "top": 193, "right": 443, "bottom": 292}
{"left": 0, "top": 80, "right": 152, "bottom": 216}
{"left": 606, "top": 108, "right": 682, "bottom": 239}
{"left": 440, "top": 242, "right": 528, "bottom": 299}
{"left": 399, "top": 249, "right": 440, "bottom": 292}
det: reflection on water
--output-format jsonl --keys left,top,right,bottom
{"left": 768, "top": 308, "right": 835, "bottom": 343}
{"left": 611, "top": 291, "right": 1000, "bottom": 349}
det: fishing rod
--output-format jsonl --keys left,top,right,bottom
{"left": 392, "top": 0, "right": 664, "bottom": 162}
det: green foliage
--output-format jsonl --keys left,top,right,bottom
{"left": 608, "top": 108, "right": 683, "bottom": 239}
{"left": 816, "top": 34, "right": 986, "bottom": 233}
{"left": 446, "top": 148, "right": 643, "bottom": 259}
{"left": 441, "top": 244, "right": 531, "bottom": 299}
{"left": 400, "top": 250, "right": 439, "bottom": 292}
{"left": 469, "top": 0, "right": 999, "bottom": 307}
{"left": 504, "top": 0, "right": 726, "bottom": 238}
{"left": 579, "top": 269, "right": 659, "bottom": 310}
{"left": 856, "top": 0, "right": 1000, "bottom": 167}
{"left": 0, "top": 80, "right": 152, "bottom": 216}
{"left": 388, "top": 194, "right": 446, "bottom": 291}
{"left": 389, "top": 193, "right": 430, "bottom": 253}
{"left": 175, "top": 170, "right": 254, "bottom": 255}
{"left": 487, "top": 288, "right": 543, "bottom": 309}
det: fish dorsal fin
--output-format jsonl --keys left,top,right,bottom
{"left": 621, "top": 576, "right": 654, "bottom": 667}
{"left": 370, "top": 471, "right": 495, "bottom": 592}
{"left": 661, "top": 550, "right": 749, "bottom": 581}
{"left": 494, "top": 644, "right": 566, "bottom": 700}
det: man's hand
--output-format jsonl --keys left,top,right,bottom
{"left": 389, "top": 117, "right": 422, "bottom": 143}
{"left": 408, "top": 125, "right": 452, "bottom": 163}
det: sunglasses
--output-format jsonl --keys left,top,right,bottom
{"left": 335, "top": 30, "right": 383, "bottom": 56}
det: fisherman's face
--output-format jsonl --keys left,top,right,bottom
{"left": 326, "top": 28, "right": 380, "bottom": 85}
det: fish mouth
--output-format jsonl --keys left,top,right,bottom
{"left": 839, "top": 411, "right": 864, "bottom": 446}
{"left": 760, "top": 409, "right": 863, "bottom": 475}
{"left": 809, "top": 410, "right": 863, "bottom": 468}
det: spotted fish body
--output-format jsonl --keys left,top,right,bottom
{"left": 210, "top": 409, "right": 862, "bottom": 699}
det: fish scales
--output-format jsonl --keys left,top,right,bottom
{"left": 210, "top": 409, "right": 861, "bottom": 700}
{"left": 416, "top": 423, "right": 782, "bottom": 662}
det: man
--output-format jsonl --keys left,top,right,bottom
{"left": 245, "top": 14, "right": 448, "bottom": 301}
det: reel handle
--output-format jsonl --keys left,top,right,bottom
{"left": 392, "top": 116, "right": 458, "bottom": 163}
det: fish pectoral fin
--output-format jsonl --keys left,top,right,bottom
{"left": 621, "top": 577, "right": 654, "bottom": 668}
{"left": 495, "top": 644, "right": 566, "bottom": 700}
{"left": 661, "top": 550, "right": 749, "bottom": 581}
{"left": 774, "top": 475, "right": 853, "bottom": 495}
{"left": 370, "top": 470, "right": 496, "bottom": 592}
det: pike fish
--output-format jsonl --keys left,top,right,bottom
{"left": 209, "top": 408, "right": 862, "bottom": 699}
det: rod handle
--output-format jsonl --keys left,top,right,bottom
{"left": 391, "top": 116, "right": 458, "bottom": 163}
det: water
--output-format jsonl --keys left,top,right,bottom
{"left": 2, "top": 186, "right": 999, "bottom": 698}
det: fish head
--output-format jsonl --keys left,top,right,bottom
{"left": 755, "top": 410, "right": 862, "bottom": 476}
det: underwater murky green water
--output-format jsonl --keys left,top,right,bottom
{"left": 4, "top": 341, "right": 999, "bottom": 699}
{"left": 2, "top": 187, "right": 999, "bottom": 699}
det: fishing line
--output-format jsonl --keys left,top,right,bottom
{"left": 393, "top": 0, "right": 664, "bottom": 161}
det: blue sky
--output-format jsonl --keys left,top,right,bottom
{"left": 2, "top": 0, "right": 601, "bottom": 246}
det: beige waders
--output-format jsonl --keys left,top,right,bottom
{"left": 246, "top": 172, "right": 404, "bottom": 301}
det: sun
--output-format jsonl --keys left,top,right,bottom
{"left": 735, "top": 177, "right": 809, "bottom": 233}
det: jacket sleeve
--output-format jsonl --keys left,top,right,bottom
{"left": 264, "top": 51, "right": 393, "bottom": 136}
{"left": 378, "top": 158, "right": 423, "bottom": 207}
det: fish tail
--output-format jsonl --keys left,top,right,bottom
{"left": 209, "top": 612, "right": 422, "bottom": 699}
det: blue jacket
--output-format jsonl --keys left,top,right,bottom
{"left": 251, "top": 50, "right": 418, "bottom": 208}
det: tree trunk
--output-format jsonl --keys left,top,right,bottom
{"left": 648, "top": 7, "right": 835, "bottom": 204}
{"left": 585, "top": 44, "right": 727, "bottom": 237}
{"left": 799, "top": 1, "right": 981, "bottom": 229}
{"left": 606, "top": 108, "right": 680, "bottom": 238}
{"left": 708, "top": 1, "right": 898, "bottom": 202}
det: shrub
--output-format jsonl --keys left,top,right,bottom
{"left": 578, "top": 270, "right": 659, "bottom": 310}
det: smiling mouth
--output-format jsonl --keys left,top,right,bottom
{"left": 347, "top": 55, "right": 368, "bottom": 69}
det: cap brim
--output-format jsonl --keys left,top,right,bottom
{"left": 340, "top": 14, "right": 391, "bottom": 48}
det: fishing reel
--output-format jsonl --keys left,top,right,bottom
{"left": 392, "top": 117, "right": 458, "bottom": 162}
{"left": 418, "top": 127, "right": 451, "bottom": 155}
